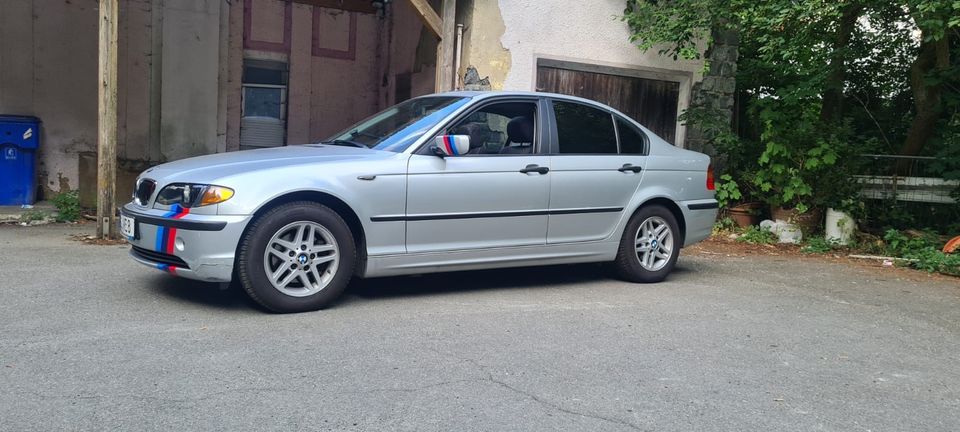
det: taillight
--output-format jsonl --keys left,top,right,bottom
{"left": 706, "top": 164, "right": 715, "bottom": 191}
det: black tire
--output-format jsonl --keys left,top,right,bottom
{"left": 614, "top": 204, "right": 681, "bottom": 283}
{"left": 237, "top": 201, "right": 356, "bottom": 313}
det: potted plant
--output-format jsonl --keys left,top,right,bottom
{"left": 751, "top": 104, "right": 850, "bottom": 234}
{"left": 716, "top": 173, "right": 763, "bottom": 227}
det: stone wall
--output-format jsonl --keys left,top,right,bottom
{"left": 684, "top": 29, "right": 739, "bottom": 159}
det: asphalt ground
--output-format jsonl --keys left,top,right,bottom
{"left": 1, "top": 223, "right": 959, "bottom": 431}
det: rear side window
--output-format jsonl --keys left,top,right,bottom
{"left": 553, "top": 101, "right": 617, "bottom": 154}
{"left": 616, "top": 117, "right": 647, "bottom": 154}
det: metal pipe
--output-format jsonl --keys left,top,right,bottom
{"left": 454, "top": 23, "right": 464, "bottom": 90}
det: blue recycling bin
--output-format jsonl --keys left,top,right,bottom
{"left": 0, "top": 115, "right": 41, "bottom": 205}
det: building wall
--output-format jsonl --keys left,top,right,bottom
{"left": 241, "top": 0, "right": 433, "bottom": 143}
{"left": 0, "top": 0, "right": 429, "bottom": 204}
{"left": 159, "top": 0, "right": 225, "bottom": 161}
{"left": 459, "top": 0, "right": 707, "bottom": 146}
{"left": 0, "top": 0, "right": 99, "bottom": 196}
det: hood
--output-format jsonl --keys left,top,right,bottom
{"left": 141, "top": 144, "right": 397, "bottom": 184}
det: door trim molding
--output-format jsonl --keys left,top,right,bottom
{"left": 370, "top": 207, "right": 624, "bottom": 222}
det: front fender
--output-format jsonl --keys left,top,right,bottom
{"left": 214, "top": 157, "right": 409, "bottom": 256}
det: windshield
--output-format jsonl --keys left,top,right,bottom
{"left": 325, "top": 96, "right": 470, "bottom": 152}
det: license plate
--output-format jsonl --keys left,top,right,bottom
{"left": 120, "top": 214, "right": 136, "bottom": 239}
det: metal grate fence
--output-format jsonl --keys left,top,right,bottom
{"left": 855, "top": 154, "right": 957, "bottom": 204}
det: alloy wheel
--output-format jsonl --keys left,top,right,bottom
{"left": 262, "top": 221, "right": 340, "bottom": 297}
{"left": 634, "top": 216, "right": 674, "bottom": 272}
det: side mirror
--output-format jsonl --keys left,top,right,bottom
{"left": 432, "top": 135, "right": 470, "bottom": 157}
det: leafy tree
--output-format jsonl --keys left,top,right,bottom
{"left": 623, "top": 0, "right": 960, "bottom": 211}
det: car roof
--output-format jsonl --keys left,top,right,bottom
{"left": 427, "top": 90, "right": 609, "bottom": 107}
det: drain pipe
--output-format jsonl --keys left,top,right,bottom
{"left": 454, "top": 23, "right": 464, "bottom": 90}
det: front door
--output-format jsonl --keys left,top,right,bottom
{"left": 405, "top": 99, "right": 550, "bottom": 253}
{"left": 546, "top": 99, "right": 649, "bottom": 244}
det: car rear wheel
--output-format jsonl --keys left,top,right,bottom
{"left": 237, "top": 201, "right": 355, "bottom": 313}
{"left": 614, "top": 204, "right": 681, "bottom": 283}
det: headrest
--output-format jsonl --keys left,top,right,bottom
{"left": 507, "top": 116, "right": 534, "bottom": 144}
{"left": 450, "top": 122, "right": 484, "bottom": 149}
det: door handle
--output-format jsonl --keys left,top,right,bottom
{"left": 519, "top": 164, "right": 550, "bottom": 175}
{"left": 617, "top": 164, "right": 643, "bottom": 173}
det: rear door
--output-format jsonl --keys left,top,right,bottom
{"left": 545, "top": 99, "right": 649, "bottom": 244}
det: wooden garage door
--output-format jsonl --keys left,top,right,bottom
{"left": 536, "top": 65, "right": 680, "bottom": 144}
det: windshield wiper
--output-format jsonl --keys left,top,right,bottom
{"left": 320, "top": 139, "right": 368, "bottom": 148}
{"left": 350, "top": 129, "right": 382, "bottom": 140}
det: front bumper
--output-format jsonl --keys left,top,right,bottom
{"left": 121, "top": 203, "right": 252, "bottom": 282}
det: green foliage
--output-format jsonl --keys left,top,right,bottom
{"left": 736, "top": 225, "right": 778, "bottom": 244}
{"left": 802, "top": 236, "right": 839, "bottom": 254}
{"left": 713, "top": 216, "right": 738, "bottom": 233}
{"left": 20, "top": 209, "right": 51, "bottom": 223}
{"left": 751, "top": 107, "right": 864, "bottom": 212}
{"left": 52, "top": 190, "right": 81, "bottom": 223}
{"left": 624, "top": 0, "right": 960, "bottom": 232}
{"left": 882, "top": 229, "right": 960, "bottom": 276}
{"left": 714, "top": 174, "right": 742, "bottom": 209}
{"left": 623, "top": 0, "right": 725, "bottom": 61}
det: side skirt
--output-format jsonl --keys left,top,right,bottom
{"left": 362, "top": 240, "right": 620, "bottom": 278}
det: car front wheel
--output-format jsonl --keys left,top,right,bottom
{"left": 614, "top": 204, "right": 681, "bottom": 283}
{"left": 237, "top": 201, "right": 356, "bottom": 313}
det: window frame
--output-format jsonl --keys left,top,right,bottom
{"left": 545, "top": 98, "right": 619, "bottom": 156}
{"left": 613, "top": 114, "right": 650, "bottom": 156}
{"left": 545, "top": 97, "right": 651, "bottom": 156}
{"left": 414, "top": 96, "right": 548, "bottom": 157}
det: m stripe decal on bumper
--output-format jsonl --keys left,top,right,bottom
{"left": 155, "top": 205, "right": 190, "bottom": 254}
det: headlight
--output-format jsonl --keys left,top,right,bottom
{"left": 155, "top": 184, "right": 235, "bottom": 208}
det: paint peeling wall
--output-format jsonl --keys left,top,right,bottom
{"left": 458, "top": 0, "right": 707, "bottom": 145}
{"left": 495, "top": 0, "right": 705, "bottom": 90}
{"left": 456, "top": 0, "right": 511, "bottom": 90}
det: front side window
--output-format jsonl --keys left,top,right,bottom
{"left": 446, "top": 101, "right": 537, "bottom": 155}
{"left": 327, "top": 96, "right": 470, "bottom": 152}
{"left": 553, "top": 101, "right": 617, "bottom": 154}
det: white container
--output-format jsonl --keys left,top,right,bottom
{"left": 825, "top": 208, "right": 855, "bottom": 245}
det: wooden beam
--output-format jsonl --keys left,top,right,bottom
{"left": 97, "top": 0, "right": 119, "bottom": 239}
{"left": 407, "top": 0, "right": 443, "bottom": 38}
{"left": 436, "top": 0, "right": 456, "bottom": 92}
{"left": 291, "top": 0, "right": 377, "bottom": 14}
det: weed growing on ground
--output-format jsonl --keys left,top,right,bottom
{"left": 736, "top": 225, "right": 778, "bottom": 244}
{"left": 883, "top": 229, "right": 960, "bottom": 276}
{"left": 20, "top": 209, "right": 51, "bottom": 223}
{"left": 713, "top": 217, "right": 737, "bottom": 234}
{"left": 802, "top": 236, "right": 839, "bottom": 254}
{"left": 52, "top": 190, "right": 81, "bottom": 222}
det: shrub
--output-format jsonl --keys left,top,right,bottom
{"left": 52, "top": 190, "right": 81, "bottom": 222}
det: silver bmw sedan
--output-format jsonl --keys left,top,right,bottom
{"left": 121, "top": 91, "right": 718, "bottom": 312}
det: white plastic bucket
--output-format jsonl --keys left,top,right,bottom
{"left": 825, "top": 208, "right": 855, "bottom": 245}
